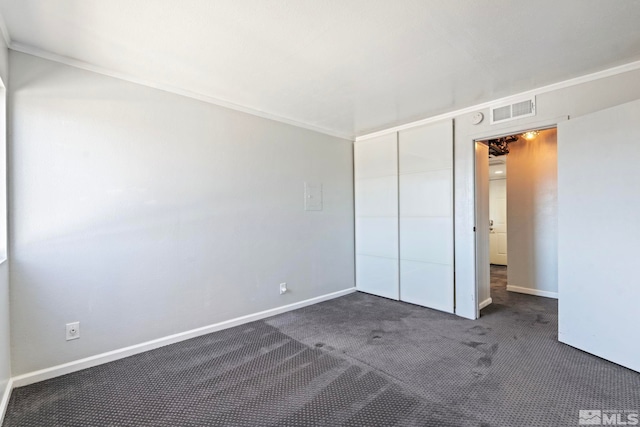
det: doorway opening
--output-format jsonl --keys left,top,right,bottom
{"left": 475, "top": 127, "right": 558, "bottom": 315}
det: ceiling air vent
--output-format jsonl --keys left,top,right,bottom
{"left": 490, "top": 96, "right": 536, "bottom": 124}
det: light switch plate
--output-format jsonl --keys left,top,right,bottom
{"left": 304, "top": 182, "right": 323, "bottom": 211}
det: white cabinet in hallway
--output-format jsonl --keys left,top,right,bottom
{"left": 489, "top": 178, "right": 508, "bottom": 266}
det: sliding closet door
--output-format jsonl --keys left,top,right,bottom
{"left": 354, "top": 134, "right": 399, "bottom": 300}
{"left": 399, "top": 120, "right": 454, "bottom": 313}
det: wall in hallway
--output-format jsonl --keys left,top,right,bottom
{"left": 506, "top": 129, "right": 558, "bottom": 297}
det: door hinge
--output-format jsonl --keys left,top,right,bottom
{"left": 473, "top": 226, "right": 476, "bottom": 232}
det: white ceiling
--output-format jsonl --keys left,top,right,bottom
{"left": 1, "top": 1, "right": 640, "bottom": 139}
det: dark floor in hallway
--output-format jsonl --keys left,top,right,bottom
{"left": 4, "top": 266, "right": 639, "bottom": 426}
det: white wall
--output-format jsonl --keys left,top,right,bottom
{"left": 0, "top": 33, "right": 10, "bottom": 422}
{"left": 8, "top": 51, "right": 355, "bottom": 375}
{"left": 506, "top": 129, "right": 557, "bottom": 297}
{"left": 451, "top": 66, "right": 640, "bottom": 318}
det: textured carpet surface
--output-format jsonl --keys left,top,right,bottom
{"left": 4, "top": 265, "right": 640, "bottom": 426}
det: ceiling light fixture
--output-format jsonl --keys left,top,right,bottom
{"left": 522, "top": 130, "right": 539, "bottom": 140}
{"left": 495, "top": 171, "right": 504, "bottom": 174}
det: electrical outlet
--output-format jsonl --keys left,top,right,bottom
{"left": 66, "top": 322, "right": 80, "bottom": 341}
{"left": 279, "top": 283, "right": 287, "bottom": 295}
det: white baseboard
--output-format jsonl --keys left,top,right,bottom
{"left": 0, "top": 378, "right": 12, "bottom": 425}
{"left": 11, "top": 287, "right": 356, "bottom": 388}
{"left": 479, "top": 298, "right": 493, "bottom": 310}
{"left": 507, "top": 285, "right": 558, "bottom": 299}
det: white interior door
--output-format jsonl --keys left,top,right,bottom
{"left": 489, "top": 179, "right": 508, "bottom": 265}
{"left": 558, "top": 99, "right": 640, "bottom": 372}
{"left": 354, "top": 133, "right": 399, "bottom": 300}
{"left": 475, "top": 143, "right": 491, "bottom": 312}
{"left": 398, "top": 120, "right": 454, "bottom": 313}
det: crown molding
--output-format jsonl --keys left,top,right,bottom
{"left": 355, "top": 59, "right": 640, "bottom": 142}
{"left": 9, "top": 42, "right": 354, "bottom": 141}
{"left": 0, "top": 11, "right": 10, "bottom": 48}
{"left": 6, "top": 35, "right": 640, "bottom": 144}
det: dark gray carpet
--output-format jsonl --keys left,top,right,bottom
{"left": 4, "top": 265, "right": 640, "bottom": 426}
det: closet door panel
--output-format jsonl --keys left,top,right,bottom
{"left": 400, "top": 260, "right": 454, "bottom": 312}
{"left": 354, "top": 133, "right": 399, "bottom": 300}
{"left": 400, "top": 217, "right": 453, "bottom": 265}
{"left": 399, "top": 170, "right": 452, "bottom": 217}
{"left": 399, "top": 120, "right": 454, "bottom": 313}
{"left": 399, "top": 124, "right": 452, "bottom": 173}
{"left": 356, "top": 217, "right": 398, "bottom": 259}
{"left": 355, "top": 137, "right": 398, "bottom": 179}
{"left": 356, "top": 255, "right": 399, "bottom": 300}
{"left": 355, "top": 176, "right": 398, "bottom": 217}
